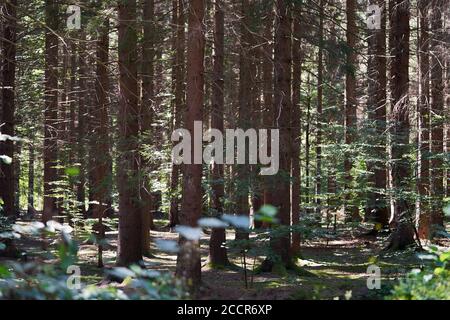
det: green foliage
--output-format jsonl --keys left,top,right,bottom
{"left": 0, "top": 221, "right": 187, "bottom": 300}
{"left": 389, "top": 248, "right": 450, "bottom": 300}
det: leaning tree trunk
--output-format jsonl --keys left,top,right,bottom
{"left": 175, "top": 0, "right": 205, "bottom": 292}
{"left": 117, "top": 0, "right": 143, "bottom": 266}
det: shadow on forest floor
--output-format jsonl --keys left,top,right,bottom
{"left": 3, "top": 218, "right": 448, "bottom": 300}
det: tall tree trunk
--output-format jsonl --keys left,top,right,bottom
{"left": 387, "top": 0, "right": 415, "bottom": 250}
{"left": 92, "top": 18, "right": 110, "bottom": 267}
{"left": 429, "top": 0, "right": 444, "bottom": 233}
{"left": 262, "top": 5, "right": 274, "bottom": 209}
{"left": 344, "top": 0, "right": 359, "bottom": 221}
{"left": 417, "top": 0, "right": 431, "bottom": 238}
{"left": 42, "top": 0, "right": 59, "bottom": 223}
{"left": 209, "top": 0, "right": 229, "bottom": 267}
{"left": 140, "top": 0, "right": 156, "bottom": 256}
{"left": 169, "top": 0, "right": 185, "bottom": 228}
{"left": 175, "top": 0, "right": 205, "bottom": 291}
{"left": 291, "top": 1, "right": 302, "bottom": 256}
{"left": 76, "top": 32, "right": 87, "bottom": 217}
{"left": 366, "top": 0, "right": 388, "bottom": 228}
{"left": 0, "top": 0, "right": 17, "bottom": 217}
{"left": 117, "top": 0, "right": 142, "bottom": 266}
{"left": 315, "top": 0, "right": 324, "bottom": 217}
{"left": 235, "top": 0, "right": 254, "bottom": 241}
{"left": 263, "top": 0, "right": 292, "bottom": 270}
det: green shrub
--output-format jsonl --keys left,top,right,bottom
{"left": 389, "top": 248, "right": 450, "bottom": 300}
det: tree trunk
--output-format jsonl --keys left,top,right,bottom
{"left": 117, "top": 0, "right": 142, "bottom": 266}
{"left": 140, "top": 0, "right": 156, "bottom": 256}
{"left": 76, "top": 31, "right": 87, "bottom": 218}
{"left": 264, "top": 0, "right": 292, "bottom": 270}
{"left": 175, "top": 0, "right": 205, "bottom": 291}
{"left": 429, "top": 0, "right": 444, "bottom": 234}
{"left": 366, "top": 0, "right": 388, "bottom": 228}
{"left": 208, "top": 0, "right": 229, "bottom": 267}
{"left": 291, "top": 1, "right": 302, "bottom": 256}
{"left": 92, "top": 18, "right": 110, "bottom": 267}
{"left": 387, "top": 0, "right": 415, "bottom": 250}
{"left": 42, "top": 0, "right": 59, "bottom": 223}
{"left": 235, "top": 0, "right": 255, "bottom": 241}
{"left": 0, "top": 0, "right": 17, "bottom": 217}
{"left": 344, "top": 0, "right": 359, "bottom": 221}
{"left": 27, "top": 143, "right": 35, "bottom": 215}
{"left": 417, "top": 0, "right": 431, "bottom": 238}
{"left": 169, "top": 0, "right": 185, "bottom": 229}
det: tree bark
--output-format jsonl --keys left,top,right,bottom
{"left": 0, "top": 0, "right": 17, "bottom": 217}
{"left": 265, "top": 0, "right": 292, "bottom": 269}
{"left": 169, "top": 0, "right": 185, "bottom": 228}
{"left": 175, "top": 0, "right": 205, "bottom": 291}
{"left": 387, "top": 0, "right": 415, "bottom": 250}
{"left": 209, "top": 0, "right": 229, "bottom": 267}
{"left": 117, "top": 0, "right": 143, "bottom": 266}
{"left": 140, "top": 0, "right": 156, "bottom": 256}
{"left": 92, "top": 18, "right": 110, "bottom": 267}
{"left": 366, "top": 0, "right": 388, "bottom": 228}
{"left": 429, "top": 0, "right": 444, "bottom": 233}
{"left": 291, "top": 0, "right": 302, "bottom": 256}
{"left": 417, "top": 0, "right": 431, "bottom": 238}
{"left": 42, "top": 0, "right": 59, "bottom": 223}
{"left": 344, "top": 0, "right": 359, "bottom": 221}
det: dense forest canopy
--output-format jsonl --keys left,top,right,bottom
{"left": 0, "top": 0, "right": 449, "bottom": 300}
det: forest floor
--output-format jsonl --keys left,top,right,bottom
{"left": 3, "top": 217, "right": 449, "bottom": 300}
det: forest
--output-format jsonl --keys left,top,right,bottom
{"left": 0, "top": 0, "right": 449, "bottom": 301}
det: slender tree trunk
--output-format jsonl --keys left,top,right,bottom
{"left": 42, "top": 0, "right": 59, "bottom": 223}
{"left": 140, "top": 0, "right": 156, "bottom": 256}
{"left": 387, "top": 0, "right": 415, "bottom": 250}
{"left": 117, "top": 0, "right": 142, "bottom": 266}
{"left": 175, "top": 0, "right": 205, "bottom": 291}
{"left": 366, "top": 0, "right": 388, "bottom": 228}
{"left": 27, "top": 143, "right": 35, "bottom": 214}
{"left": 315, "top": 0, "right": 324, "bottom": 217}
{"left": 169, "top": 0, "right": 185, "bottom": 228}
{"left": 305, "top": 74, "right": 311, "bottom": 208}
{"left": 92, "top": 18, "right": 110, "bottom": 267}
{"left": 262, "top": 6, "right": 274, "bottom": 209}
{"left": 430, "top": 0, "right": 445, "bottom": 233}
{"left": 417, "top": 0, "right": 431, "bottom": 238}
{"left": 0, "top": 0, "right": 17, "bottom": 217}
{"left": 235, "top": 0, "right": 254, "bottom": 241}
{"left": 76, "top": 32, "right": 87, "bottom": 217}
{"left": 209, "top": 0, "right": 229, "bottom": 267}
{"left": 344, "top": 0, "right": 359, "bottom": 221}
{"left": 291, "top": 1, "right": 302, "bottom": 256}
